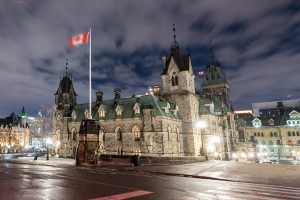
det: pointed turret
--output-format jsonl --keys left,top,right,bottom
{"left": 54, "top": 59, "right": 77, "bottom": 117}
{"left": 161, "top": 24, "right": 195, "bottom": 94}
{"left": 201, "top": 42, "right": 231, "bottom": 108}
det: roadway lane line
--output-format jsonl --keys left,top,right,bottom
{"left": 54, "top": 174, "right": 151, "bottom": 191}
{"left": 89, "top": 190, "right": 153, "bottom": 200}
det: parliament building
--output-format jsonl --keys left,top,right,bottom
{"left": 53, "top": 32, "right": 249, "bottom": 160}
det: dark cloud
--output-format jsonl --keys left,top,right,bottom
{"left": 0, "top": 0, "right": 299, "bottom": 116}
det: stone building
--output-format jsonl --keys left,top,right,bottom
{"left": 54, "top": 32, "right": 240, "bottom": 160}
{"left": 0, "top": 107, "right": 30, "bottom": 153}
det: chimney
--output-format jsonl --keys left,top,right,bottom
{"left": 114, "top": 88, "right": 121, "bottom": 100}
{"left": 152, "top": 85, "right": 161, "bottom": 96}
{"left": 96, "top": 91, "right": 103, "bottom": 104}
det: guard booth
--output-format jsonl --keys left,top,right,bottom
{"left": 76, "top": 119, "right": 100, "bottom": 166}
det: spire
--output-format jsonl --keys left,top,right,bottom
{"left": 209, "top": 38, "right": 219, "bottom": 66}
{"left": 172, "top": 24, "right": 179, "bottom": 48}
{"left": 21, "top": 106, "right": 27, "bottom": 118}
{"left": 65, "top": 58, "right": 69, "bottom": 77}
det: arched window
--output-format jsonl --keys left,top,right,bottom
{"left": 261, "top": 132, "right": 264, "bottom": 137}
{"left": 176, "top": 127, "right": 180, "bottom": 141}
{"left": 292, "top": 131, "right": 295, "bottom": 136}
{"left": 72, "top": 128, "right": 77, "bottom": 141}
{"left": 171, "top": 73, "right": 178, "bottom": 86}
{"left": 276, "top": 140, "right": 281, "bottom": 145}
{"left": 258, "top": 133, "right": 261, "bottom": 137}
{"left": 175, "top": 76, "right": 179, "bottom": 85}
{"left": 270, "top": 132, "right": 273, "bottom": 137}
{"left": 273, "top": 132, "right": 277, "bottom": 137}
{"left": 287, "top": 139, "right": 293, "bottom": 145}
{"left": 116, "top": 127, "right": 122, "bottom": 141}
{"left": 132, "top": 125, "right": 141, "bottom": 141}
{"left": 288, "top": 131, "right": 291, "bottom": 136}
{"left": 297, "top": 132, "right": 300, "bottom": 136}
{"left": 254, "top": 132, "right": 257, "bottom": 136}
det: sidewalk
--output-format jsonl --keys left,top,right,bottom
{"left": 8, "top": 157, "right": 300, "bottom": 187}
{"left": 10, "top": 156, "right": 76, "bottom": 167}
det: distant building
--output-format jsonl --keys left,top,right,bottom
{"left": 237, "top": 100, "right": 300, "bottom": 161}
{"left": 0, "top": 107, "right": 30, "bottom": 153}
{"left": 252, "top": 99, "right": 300, "bottom": 117}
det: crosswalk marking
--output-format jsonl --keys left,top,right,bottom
{"left": 89, "top": 190, "right": 153, "bottom": 200}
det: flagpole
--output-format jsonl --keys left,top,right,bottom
{"left": 89, "top": 28, "right": 92, "bottom": 119}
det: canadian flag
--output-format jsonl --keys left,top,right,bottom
{"left": 68, "top": 32, "right": 89, "bottom": 47}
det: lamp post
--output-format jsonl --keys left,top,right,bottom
{"left": 196, "top": 120, "right": 207, "bottom": 157}
{"left": 46, "top": 138, "right": 52, "bottom": 160}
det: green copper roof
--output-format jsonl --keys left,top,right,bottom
{"left": 21, "top": 106, "right": 27, "bottom": 118}
{"left": 198, "top": 96, "right": 231, "bottom": 115}
{"left": 71, "top": 95, "right": 181, "bottom": 122}
{"left": 203, "top": 66, "right": 228, "bottom": 86}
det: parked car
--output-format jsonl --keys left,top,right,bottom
{"left": 270, "top": 159, "right": 279, "bottom": 164}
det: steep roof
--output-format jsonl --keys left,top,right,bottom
{"left": 0, "top": 112, "right": 20, "bottom": 127}
{"left": 161, "top": 47, "right": 190, "bottom": 75}
{"left": 54, "top": 75, "right": 77, "bottom": 96}
{"left": 70, "top": 95, "right": 181, "bottom": 122}
{"left": 202, "top": 65, "right": 228, "bottom": 86}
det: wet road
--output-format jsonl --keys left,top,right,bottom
{"left": 0, "top": 160, "right": 300, "bottom": 200}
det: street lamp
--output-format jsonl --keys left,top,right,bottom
{"left": 196, "top": 120, "right": 207, "bottom": 157}
{"left": 46, "top": 138, "right": 53, "bottom": 160}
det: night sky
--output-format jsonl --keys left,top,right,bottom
{"left": 0, "top": 0, "right": 300, "bottom": 116}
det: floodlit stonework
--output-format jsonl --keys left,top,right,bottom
{"left": 54, "top": 35, "right": 243, "bottom": 160}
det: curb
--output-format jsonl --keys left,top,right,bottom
{"left": 7, "top": 159, "right": 75, "bottom": 168}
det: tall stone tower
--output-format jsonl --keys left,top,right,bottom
{"left": 202, "top": 47, "right": 231, "bottom": 108}
{"left": 54, "top": 61, "right": 77, "bottom": 117}
{"left": 161, "top": 25, "right": 199, "bottom": 156}
{"left": 54, "top": 61, "right": 77, "bottom": 157}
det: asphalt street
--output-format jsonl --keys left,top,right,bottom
{"left": 1, "top": 160, "right": 300, "bottom": 200}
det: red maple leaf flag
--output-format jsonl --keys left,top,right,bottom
{"left": 68, "top": 32, "right": 89, "bottom": 47}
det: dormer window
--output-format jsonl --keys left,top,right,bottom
{"left": 133, "top": 103, "right": 141, "bottom": 114}
{"left": 268, "top": 119, "right": 274, "bottom": 126}
{"left": 72, "top": 111, "right": 77, "bottom": 120}
{"left": 98, "top": 105, "right": 107, "bottom": 117}
{"left": 163, "top": 103, "right": 170, "bottom": 114}
{"left": 116, "top": 105, "right": 123, "bottom": 116}
{"left": 252, "top": 118, "right": 261, "bottom": 128}
{"left": 84, "top": 109, "right": 89, "bottom": 119}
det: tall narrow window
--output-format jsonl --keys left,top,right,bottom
{"left": 171, "top": 73, "right": 178, "bottom": 86}
{"left": 167, "top": 126, "right": 171, "bottom": 141}
{"left": 133, "top": 126, "right": 141, "bottom": 141}
{"left": 116, "top": 127, "right": 122, "bottom": 141}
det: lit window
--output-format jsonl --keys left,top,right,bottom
{"left": 99, "top": 109, "right": 105, "bottom": 117}
{"left": 133, "top": 126, "right": 141, "bottom": 141}
{"left": 133, "top": 103, "right": 140, "bottom": 114}
{"left": 116, "top": 105, "right": 123, "bottom": 116}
